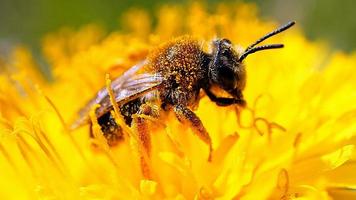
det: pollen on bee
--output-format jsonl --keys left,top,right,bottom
{"left": 147, "top": 35, "right": 203, "bottom": 78}
{"left": 234, "top": 44, "right": 245, "bottom": 58}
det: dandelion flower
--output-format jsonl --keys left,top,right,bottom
{"left": 0, "top": 3, "right": 355, "bottom": 200}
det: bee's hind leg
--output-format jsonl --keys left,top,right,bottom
{"left": 131, "top": 103, "right": 159, "bottom": 179}
{"left": 173, "top": 105, "right": 213, "bottom": 161}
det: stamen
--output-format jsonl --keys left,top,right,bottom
{"left": 269, "top": 122, "right": 287, "bottom": 132}
{"left": 89, "top": 105, "right": 120, "bottom": 169}
{"left": 36, "top": 85, "right": 67, "bottom": 130}
{"left": 106, "top": 74, "right": 152, "bottom": 178}
{"left": 140, "top": 179, "right": 158, "bottom": 196}
{"left": 0, "top": 143, "right": 19, "bottom": 172}
{"left": 212, "top": 133, "right": 239, "bottom": 164}
{"left": 89, "top": 104, "right": 109, "bottom": 150}
{"left": 31, "top": 117, "right": 68, "bottom": 176}
{"left": 37, "top": 85, "right": 87, "bottom": 163}
{"left": 252, "top": 93, "right": 273, "bottom": 111}
{"left": 277, "top": 168, "right": 290, "bottom": 198}
{"left": 16, "top": 128, "right": 66, "bottom": 177}
{"left": 249, "top": 94, "right": 287, "bottom": 142}
{"left": 16, "top": 134, "right": 38, "bottom": 178}
{"left": 327, "top": 187, "right": 356, "bottom": 199}
{"left": 198, "top": 186, "right": 213, "bottom": 199}
{"left": 131, "top": 115, "right": 153, "bottom": 179}
{"left": 164, "top": 126, "right": 185, "bottom": 158}
{"left": 37, "top": 86, "right": 108, "bottom": 180}
{"left": 105, "top": 74, "right": 132, "bottom": 139}
{"left": 254, "top": 117, "right": 270, "bottom": 136}
{"left": 0, "top": 116, "right": 13, "bottom": 129}
{"left": 232, "top": 162, "right": 262, "bottom": 200}
{"left": 235, "top": 107, "right": 255, "bottom": 129}
{"left": 253, "top": 118, "right": 287, "bottom": 143}
{"left": 293, "top": 132, "right": 302, "bottom": 149}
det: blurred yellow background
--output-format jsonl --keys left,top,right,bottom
{"left": 0, "top": 0, "right": 355, "bottom": 52}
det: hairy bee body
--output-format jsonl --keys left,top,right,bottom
{"left": 148, "top": 36, "right": 209, "bottom": 108}
{"left": 94, "top": 97, "right": 146, "bottom": 145}
{"left": 76, "top": 22, "right": 295, "bottom": 170}
{"left": 95, "top": 36, "right": 210, "bottom": 144}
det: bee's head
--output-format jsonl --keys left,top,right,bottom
{"left": 208, "top": 21, "right": 295, "bottom": 99}
{"left": 209, "top": 38, "right": 246, "bottom": 97}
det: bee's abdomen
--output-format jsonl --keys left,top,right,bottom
{"left": 92, "top": 98, "right": 145, "bottom": 146}
{"left": 119, "top": 98, "right": 143, "bottom": 125}
{"left": 95, "top": 111, "right": 124, "bottom": 146}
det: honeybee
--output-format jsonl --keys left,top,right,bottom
{"left": 72, "top": 21, "right": 295, "bottom": 172}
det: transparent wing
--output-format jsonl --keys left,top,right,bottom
{"left": 93, "top": 73, "right": 162, "bottom": 118}
{"left": 93, "top": 60, "right": 148, "bottom": 105}
{"left": 70, "top": 61, "right": 163, "bottom": 129}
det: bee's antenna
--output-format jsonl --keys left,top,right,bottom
{"left": 238, "top": 44, "right": 284, "bottom": 62}
{"left": 245, "top": 21, "right": 295, "bottom": 52}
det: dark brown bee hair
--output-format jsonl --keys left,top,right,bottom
{"left": 73, "top": 21, "right": 296, "bottom": 178}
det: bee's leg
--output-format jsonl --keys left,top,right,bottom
{"left": 173, "top": 105, "right": 213, "bottom": 161}
{"left": 131, "top": 103, "right": 159, "bottom": 179}
{"left": 204, "top": 88, "right": 246, "bottom": 107}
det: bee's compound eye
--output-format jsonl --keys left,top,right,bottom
{"left": 218, "top": 66, "right": 237, "bottom": 90}
{"left": 221, "top": 38, "right": 232, "bottom": 45}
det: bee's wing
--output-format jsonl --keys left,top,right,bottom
{"left": 93, "top": 60, "right": 148, "bottom": 105}
{"left": 93, "top": 73, "right": 163, "bottom": 119}
{"left": 70, "top": 61, "right": 162, "bottom": 130}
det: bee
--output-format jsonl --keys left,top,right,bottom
{"left": 72, "top": 21, "right": 295, "bottom": 170}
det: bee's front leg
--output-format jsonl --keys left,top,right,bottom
{"left": 204, "top": 88, "right": 246, "bottom": 107}
{"left": 173, "top": 105, "right": 213, "bottom": 161}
